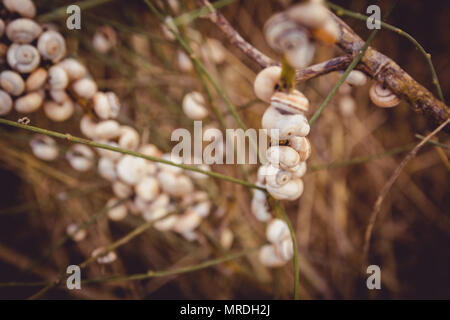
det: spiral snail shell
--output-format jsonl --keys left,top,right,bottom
{"left": 29, "top": 134, "right": 59, "bottom": 161}
{"left": 48, "top": 65, "right": 69, "bottom": 90}
{"left": 6, "top": 18, "right": 42, "bottom": 44}
{"left": 182, "top": 91, "right": 208, "bottom": 120}
{"left": 288, "top": 136, "right": 311, "bottom": 161}
{"left": 66, "top": 144, "right": 95, "bottom": 172}
{"left": 270, "top": 90, "right": 309, "bottom": 115}
{"left": 266, "top": 178, "right": 304, "bottom": 201}
{"left": 254, "top": 66, "right": 282, "bottom": 103}
{"left": 7, "top": 43, "right": 41, "bottom": 73}
{"left": 37, "top": 30, "right": 66, "bottom": 63}
{"left": 369, "top": 83, "right": 401, "bottom": 108}
{"left": 43, "top": 99, "right": 74, "bottom": 122}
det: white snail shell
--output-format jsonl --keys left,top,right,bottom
{"left": 3, "top": 0, "right": 37, "bottom": 18}
{"left": 173, "top": 208, "right": 202, "bottom": 234}
{"left": 118, "top": 126, "right": 140, "bottom": 150}
{"left": 191, "top": 201, "right": 211, "bottom": 218}
{"left": 220, "top": 228, "right": 234, "bottom": 250}
{"left": 116, "top": 155, "right": 148, "bottom": 185}
{"left": 266, "top": 178, "right": 304, "bottom": 201}
{"left": 98, "top": 157, "right": 117, "bottom": 181}
{"left": 92, "top": 26, "right": 117, "bottom": 54}
{"left": 259, "top": 244, "right": 287, "bottom": 268}
{"left": 264, "top": 165, "right": 292, "bottom": 188}
{"left": 29, "top": 134, "right": 58, "bottom": 161}
{"left": 94, "top": 120, "right": 120, "bottom": 140}
{"left": 287, "top": 1, "right": 329, "bottom": 28}
{"left": 275, "top": 238, "right": 294, "bottom": 261}
{"left": 72, "top": 78, "right": 98, "bottom": 100}
{"left": 135, "top": 176, "right": 159, "bottom": 202}
{"left": 66, "top": 144, "right": 95, "bottom": 172}
{"left": 25, "top": 67, "right": 47, "bottom": 91}
{"left": 203, "top": 38, "right": 226, "bottom": 65}
{"left": 150, "top": 193, "right": 170, "bottom": 210}
{"left": 369, "top": 83, "right": 401, "bottom": 108}
{"left": 345, "top": 70, "right": 367, "bottom": 87}
{"left": 15, "top": 90, "right": 44, "bottom": 113}
{"left": 93, "top": 92, "right": 112, "bottom": 120}
{"left": 106, "top": 198, "right": 128, "bottom": 221}
{"left": 288, "top": 136, "right": 311, "bottom": 161}
{"left": 251, "top": 188, "right": 272, "bottom": 222}
{"left": 37, "top": 30, "right": 66, "bottom": 63}
{"left": 91, "top": 246, "right": 117, "bottom": 264}
{"left": 112, "top": 180, "right": 133, "bottom": 198}
{"left": 287, "top": 161, "right": 307, "bottom": 179}
{"left": 43, "top": 99, "right": 74, "bottom": 122}
{"left": 254, "top": 66, "right": 282, "bottom": 103}
{"left": 96, "top": 140, "right": 122, "bottom": 161}
{"left": 7, "top": 43, "right": 41, "bottom": 73}
{"left": 266, "top": 218, "right": 290, "bottom": 244}
{"left": 49, "top": 89, "right": 70, "bottom": 103}
{"left": 161, "top": 16, "right": 178, "bottom": 41}
{"left": 182, "top": 91, "right": 209, "bottom": 120}
{"left": 0, "top": 70, "right": 25, "bottom": 96}
{"left": 47, "top": 65, "right": 69, "bottom": 90}
{"left": 338, "top": 95, "right": 356, "bottom": 116}
{"left": 58, "top": 58, "right": 87, "bottom": 81}
{"left": 66, "top": 223, "right": 87, "bottom": 242}
{"left": 80, "top": 114, "right": 98, "bottom": 139}
{"left": 177, "top": 50, "right": 193, "bottom": 72}
{"left": 5, "top": 18, "right": 42, "bottom": 44}
{"left": 0, "top": 90, "right": 13, "bottom": 115}
{"left": 262, "top": 106, "right": 310, "bottom": 139}
{"left": 266, "top": 145, "right": 300, "bottom": 169}
{"left": 270, "top": 90, "right": 309, "bottom": 115}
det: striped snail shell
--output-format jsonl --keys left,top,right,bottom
{"left": 270, "top": 89, "right": 309, "bottom": 115}
{"left": 5, "top": 18, "right": 42, "bottom": 44}
{"left": 369, "top": 83, "right": 401, "bottom": 108}
{"left": 7, "top": 43, "right": 41, "bottom": 73}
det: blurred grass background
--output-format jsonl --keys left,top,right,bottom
{"left": 0, "top": 0, "right": 449, "bottom": 299}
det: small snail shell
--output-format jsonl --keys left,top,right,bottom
{"left": 287, "top": 161, "right": 307, "bottom": 179}
{"left": 151, "top": 207, "right": 178, "bottom": 231}
{"left": 5, "top": 18, "right": 42, "bottom": 43}
{"left": 3, "top": 0, "right": 36, "bottom": 18}
{"left": 58, "top": 58, "right": 87, "bottom": 80}
{"left": 105, "top": 92, "right": 120, "bottom": 118}
{"left": 262, "top": 106, "right": 310, "bottom": 139}
{"left": 270, "top": 90, "right": 309, "bottom": 115}
{"left": 7, "top": 43, "right": 40, "bottom": 73}
{"left": 266, "top": 145, "right": 300, "bottom": 169}
{"left": 66, "top": 223, "right": 87, "bottom": 242}
{"left": 0, "top": 19, "right": 4, "bottom": 38}
{"left": 0, "top": 70, "right": 25, "bottom": 96}
{"left": 312, "top": 18, "right": 340, "bottom": 45}
{"left": 91, "top": 246, "right": 117, "bottom": 264}
{"left": 80, "top": 114, "right": 97, "bottom": 139}
{"left": 264, "top": 13, "right": 298, "bottom": 52}
{"left": 191, "top": 201, "right": 211, "bottom": 218}
{"left": 369, "top": 83, "right": 401, "bottom": 108}
{"left": 94, "top": 120, "right": 120, "bottom": 140}
{"left": 15, "top": 90, "right": 44, "bottom": 113}
{"left": 287, "top": 1, "right": 328, "bottom": 28}
{"left": 150, "top": 193, "right": 170, "bottom": 210}
{"left": 135, "top": 176, "right": 159, "bottom": 201}
{"left": 112, "top": 180, "right": 133, "bottom": 198}
{"left": 220, "top": 228, "right": 234, "bottom": 250}
{"left": 93, "top": 92, "right": 112, "bottom": 120}
{"left": 96, "top": 140, "right": 121, "bottom": 161}
{"left": 157, "top": 153, "right": 183, "bottom": 174}
{"left": 92, "top": 26, "right": 117, "bottom": 54}
{"left": 266, "top": 178, "right": 304, "bottom": 201}
{"left": 161, "top": 16, "right": 178, "bottom": 41}
{"left": 338, "top": 95, "right": 356, "bottom": 116}
{"left": 259, "top": 244, "right": 286, "bottom": 268}
{"left": 288, "top": 136, "right": 311, "bottom": 161}
{"left": 118, "top": 126, "right": 139, "bottom": 150}
{"left": 173, "top": 209, "right": 202, "bottom": 234}
{"left": 43, "top": 99, "right": 74, "bottom": 122}
{"left": 106, "top": 198, "right": 128, "bottom": 221}
{"left": 98, "top": 157, "right": 117, "bottom": 181}
{"left": 65, "top": 144, "right": 95, "bottom": 172}
{"left": 48, "top": 65, "right": 69, "bottom": 90}
{"left": 345, "top": 70, "right": 367, "bottom": 87}
{"left": 275, "top": 238, "right": 294, "bottom": 261}
{"left": 26, "top": 68, "right": 47, "bottom": 91}
{"left": 264, "top": 165, "right": 292, "bottom": 188}
{"left": 251, "top": 189, "right": 272, "bottom": 222}
{"left": 205, "top": 38, "right": 226, "bottom": 64}
{"left": 29, "top": 134, "right": 58, "bottom": 161}
{"left": 159, "top": 172, "right": 194, "bottom": 197}
{"left": 177, "top": 50, "right": 193, "bottom": 72}
{"left": 182, "top": 91, "right": 209, "bottom": 120}
{"left": 0, "top": 90, "right": 13, "bottom": 115}
{"left": 254, "top": 66, "right": 281, "bottom": 103}
{"left": 37, "top": 30, "right": 66, "bottom": 62}
{"left": 72, "top": 78, "right": 98, "bottom": 100}
{"left": 266, "top": 218, "right": 290, "bottom": 244}
{"left": 116, "top": 155, "right": 147, "bottom": 185}
{"left": 49, "top": 89, "right": 70, "bottom": 103}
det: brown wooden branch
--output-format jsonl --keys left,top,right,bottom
{"left": 198, "top": 0, "right": 450, "bottom": 130}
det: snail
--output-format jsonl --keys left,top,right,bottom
{"left": 91, "top": 247, "right": 117, "bottom": 264}
{"left": 47, "top": 65, "right": 69, "bottom": 90}
{"left": 369, "top": 83, "right": 401, "bottom": 108}
{"left": 0, "top": 70, "right": 25, "bottom": 96}
{"left": 112, "top": 180, "right": 133, "bottom": 199}
{"left": 25, "top": 67, "right": 48, "bottom": 91}
{"left": 266, "top": 178, "right": 304, "bottom": 201}
{"left": 72, "top": 78, "right": 98, "bottom": 100}
{"left": 58, "top": 58, "right": 87, "bottom": 81}
{"left": 270, "top": 90, "right": 309, "bottom": 115}
{"left": 66, "top": 223, "right": 87, "bottom": 242}
{"left": 254, "top": 66, "right": 282, "bottom": 103}
{"left": 92, "top": 26, "right": 117, "bottom": 54}
{"left": 116, "top": 155, "right": 149, "bottom": 185}
{"left": 135, "top": 176, "right": 160, "bottom": 201}
{"left": 94, "top": 120, "right": 121, "bottom": 140}
{"left": 264, "top": 165, "right": 293, "bottom": 188}
{"left": 266, "top": 145, "right": 300, "bottom": 169}
{"left": 0, "top": 89, "right": 13, "bottom": 116}
{"left": 288, "top": 136, "right": 311, "bottom": 161}
{"left": 259, "top": 244, "right": 287, "bottom": 268}
{"left": 287, "top": 1, "right": 329, "bottom": 28}
{"left": 202, "top": 38, "right": 226, "bottom": 65}
{"left": 43, "top": 99, "right": 74, "bottom": 122}
{"left": 37, "top": 30, "right": 66, "bottom": 63}
{"left": 344, "top": 70, "right": 367, "bottom": 87}
{"left": 106, "top": 198, "right": 128, "bottom": 221}
{"left": 118, "top": 126, "right": 139, "bottom": 150}
{"left": 80, "top": 114, "right": 98, "bottom": 139}
{"left": 49, "top": 89, "right": 70, "bottom": 104}
{"left": 98, "top": 157, "right": 117, "bottom": 181}
{"left": 262, "top": 106, "right": 310, "bottom": 139}
{"left": 275, "top": 238, "right": 294, "bottom": 261}
{"left": 65, "top": 144, "right": 95, "bottom": 172}
{"left": 7, "top": 43, "right": 41, "bottom": 73}
{"left": 177, "top": 50, "right": 193, "bottom": 72}
{"left": 5, "top": 18, "right": 42, "bottom": 44}
{"left": 3, "top": 0, "right": 37, "bottom": 18}
{"left": 338, "top": 94, "right": 356, "bottom": 116}
{"left": 251, "top": 188, "right": 272, "bottom": 222}
{"left": 161, "top": 16, "right": 178, "bottom": 41}
{"left": 29, "top": 134, "right": 59, "bottom": 161}
{"left": 266, "top": 218, "right": 290, "bottom": 244}
{"left": 182, "top": 91, "right": 209, "bottom": 120}
{"left": 96, "top": 140, "right": 122, "bottom": 161}
{"left": 15, "top": 90, "right": 44, "bottom": 113}
{"left": 287, "top": 161, "right": 307, "bottom": 179}
{"left": 173, "top": 208, "right": 202, "bottom": 234}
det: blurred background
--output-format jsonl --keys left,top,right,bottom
{"left": 0, "top": 0, "right": 448, "bottom": 299}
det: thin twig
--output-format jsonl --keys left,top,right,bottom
{"left": 362, "top": 118, "right": 450, "bottom": 268}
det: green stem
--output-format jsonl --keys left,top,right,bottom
{"left": 327, "top": 2, "right": 445, "bottom": 103}
{"left": 0, "top": 118, "right": 264, "bottom": 191}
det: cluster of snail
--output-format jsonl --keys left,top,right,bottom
{"left": 0, "top": 0, "right": 218, "bottom": 265}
